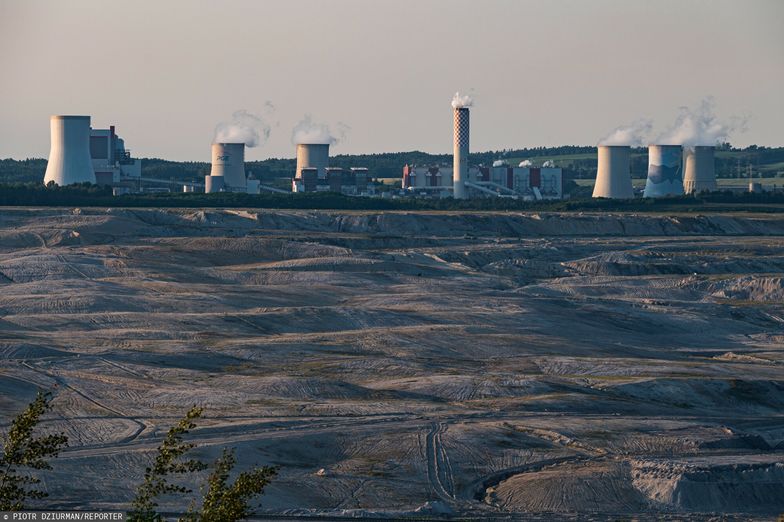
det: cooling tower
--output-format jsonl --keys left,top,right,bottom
{"left": 204, "top": 175, "right": 225, "bottom": 193}
{"left": 210, "top": 143, "right": 246, "bottom": 191}
{"left": 43, "top": 115, "right": 96, "bottom": 186}
{"left": 453, "top": 107, "right": 469, "bottom": 199}
{"left": 643, "top": 145, "right": 683, "bottom": 198}
{"left": 593, "top": 146, "right": 634, "bottom": 199}
{"left": 296, "top": 143, "right": 329, "bottom": 179}
{"left": 682, "top": 146, "right": 716, "bottom": 194}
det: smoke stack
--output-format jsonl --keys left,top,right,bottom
{"left": 593, "top": 146, "right": 634, "bottom": 199}
{"left": 643, "top": 145, "right": 684, "bottom": 198}
{"left": 682, "top": 146, "right": 716, "bottom": 194}
{"left": 295, "top": 143, "right": 329, "bottom": 180}
{"left": 43, "top": 115, "right": 96, "bottom": 186}
{"left": 453, "top": 107, "right": 469, "bottom": 199}
{"left": 210, "top": 143, "right": 246, "bottom": 191}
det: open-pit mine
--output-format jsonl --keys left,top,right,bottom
{"left": 1, "top": 208, "right": 783, "bottom": 519}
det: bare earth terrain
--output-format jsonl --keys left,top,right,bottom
{"left": 0, "top": 208, "right": 783, "bottom": 520}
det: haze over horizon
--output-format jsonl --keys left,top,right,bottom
{"left": 0, "top": 0, "right": 782, "bottom": 162}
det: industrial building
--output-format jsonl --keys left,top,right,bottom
{"left": 90, "top": 126, "right": 141, "bottom": 187}
{"left": 43, "top": 115, "right": 142, "bottom": 189}
{"left": 292, "top": 166, "right": 371, "bottom": 195}
{"left": 403, "top": 164, "right": 563, "bottom": 200}
{"left": 203, "top": 142, "right": 288, "bottom": 195}
{"left": 291, "top": 143, "right": 373, "bottom": 195}
{"left": 400, "top": 94, "right": 564, "bottom": 201}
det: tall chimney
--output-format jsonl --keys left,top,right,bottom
{"left": 453, "top": 107, "right": 469, "bottom": 199}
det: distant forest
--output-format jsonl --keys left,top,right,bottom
{"left": 2, "top": 144, "right": 783, "bottom": 186}
{"left": 1, "top": 182, "right": 784, "bottom": 212}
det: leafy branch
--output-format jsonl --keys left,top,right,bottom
{"left": 0, "top": 391, "right": 68, "bottom": 510}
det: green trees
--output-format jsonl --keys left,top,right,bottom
{"left": 129, "top": 407, "right": 208, "bottom": 521}
{"left": 1, "top": 396, "right": 277, "bottom": 521}
{"left": 129, "top": 406, "right": 278, "bottom": 522}
{"left": 0, "top": 391, "right": 68, "bottom": 510}
{"left": 181, "top": 449, "right": 277, "bottom": 522}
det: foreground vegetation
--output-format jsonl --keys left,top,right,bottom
{"left": 1, "top": 393, "right": 276, "bottom": 520}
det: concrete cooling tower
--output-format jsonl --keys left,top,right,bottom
{"left": 210, "top": 143, "right": 246, "bottom": 191}
{"left": 593, "top": 145, "right": 634, "bottom": 199}
{"left": 453, "top": 107, "right": 469, "bottom": 199}
{"left": 296, "top": 143, "right": 329, "bottom": 179}
{"left": 682, "top": 146, "right": 717, "bottom": 194}
{"left": 643, "top": 145, "right": 684, "bottom": 198}
{"left": 204, "top": 175, "right": 225, "bottom": 194}
{"left": 43, "top": 115, "right": 96, "bottom": 186}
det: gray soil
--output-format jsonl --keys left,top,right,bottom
{"left": 1, "top": 207, "right": 783, "bottom": 519}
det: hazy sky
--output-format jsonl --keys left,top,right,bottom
{"left": 1, "top": 0, "right": 782, "bottom": 161}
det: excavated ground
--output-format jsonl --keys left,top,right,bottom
{"left": 0, "top": 207, "right": 783, "bottom": 519}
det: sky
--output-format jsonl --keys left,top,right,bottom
{"left": 0, "top": 0, "right": 782, "bottom": 161}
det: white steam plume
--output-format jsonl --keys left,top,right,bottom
{"left": 451, "top": 91, "right": 473, "bottom": 109}
{"left": 599, "top": 119, "right": 653, "bottom": 146}
{"left": 492, "top": 160, "right": 507, "bottom": 167}
{"left": 291, "top": 115, "right": 349, "bottom": 145}
{"left": 518, "top": 160, "right": 532, "bottom": 167}
{"left": 214, "top": 108, "right": 273, "bottom": 148}
{"left": 656, "top": 97, "right": 747, "bottom": 147}
{"left": 542, "top": 160, "right": 555, "bottom": 168}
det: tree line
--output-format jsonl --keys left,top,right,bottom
{"left": 1, "top": 182, "right": 783, "bottom": 212}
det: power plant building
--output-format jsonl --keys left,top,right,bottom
{"left": 682, "top": 146, "right": 717, "bottom": 194}
{"left": 295, "top": 143, "right": 330, "bottom": 181}
{"left": 644, "top": 145, "right": 684, "bottom": 198}
{"left": 90, "top": 126, "right": 141, "bottom": 186}
{"left": 593, "top": 146, "right": 634, "bottom": 199}
{"left": 292, "top": 166, "right": 372, "bottom": 195}
{"left": 44, "top": 116, "right": 142, "bottom": 188}
{"left": 403, "top": 164, "right": 563, "bottom": 200}
{"left": 291, "top": 143, "right": 372, "bottom": 194}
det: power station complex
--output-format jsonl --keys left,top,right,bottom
{"left": 403, "top": 165, "right": 563, "bottom": 200}
{"left": 42, "top": 103, "right": 724, "bottom": 200}
{"left": 43, "top": 115, "right": 141, "bottom": 192}
{"left": 290, "top": 143, "right": 372, "bottom": 195}
{"left": 593, "top": 144, "right": 718, "bottom": 199}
